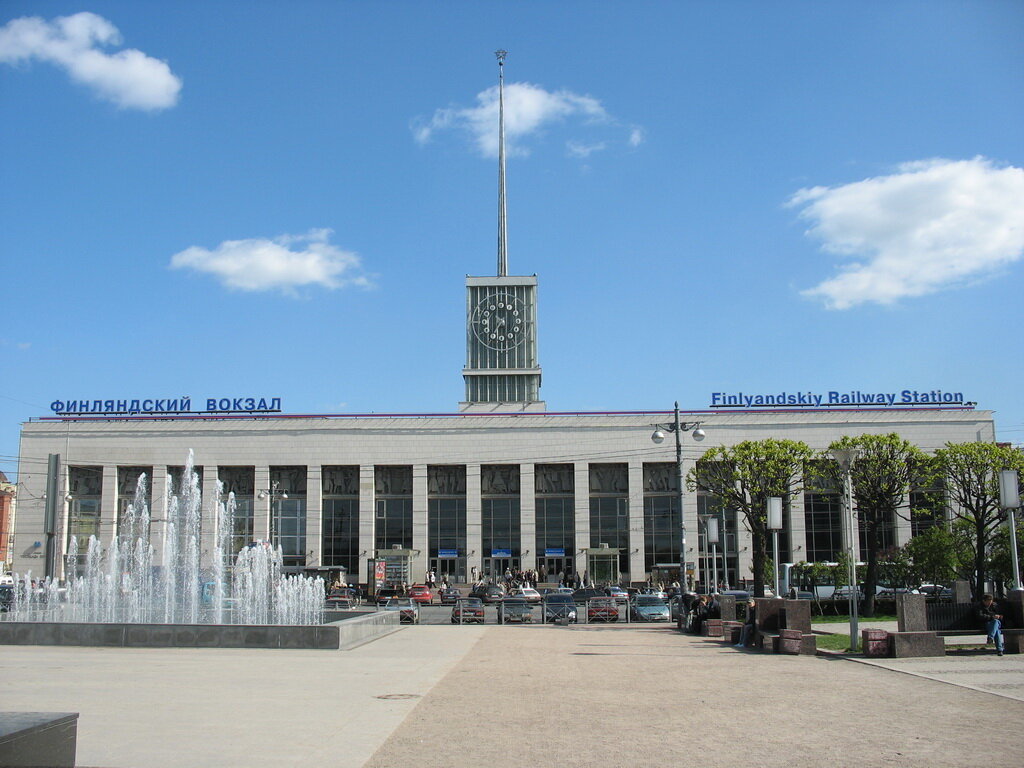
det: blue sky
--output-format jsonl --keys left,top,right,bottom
{"left": 2, "top": 1, "right": 1023, "bottom": 480}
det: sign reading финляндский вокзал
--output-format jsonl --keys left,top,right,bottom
{"left": 710, "top": 389, "right": 969, "bottom": 408}
{"left": 48, "top": 396, "right": 282, "bottom": 416}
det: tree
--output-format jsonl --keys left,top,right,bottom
{"left": 689, "top": 439, "right": 814, "bottom": 597}
{"left": 904, "top": 525, "right": 959, "bottom": 588}
{"left": 933, "top": 443, "right": 1024, "bottom": 599}
{"left": 827, "top": 434, "right": 925, "bottom": 617}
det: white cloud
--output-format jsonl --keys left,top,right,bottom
{"left": 170, "top": 229, "right": 371, "bottom": 295}
{"left": 0, "top": 12, "right": 181, "bottom": 110}
{"left": 414, "top": 81, "right": 621, "bottom": 158}
{"left": 791, "top": 157, "right": 1024, "bottom": 309}
{"left": 566, "top": 140, "right": 606, "bottom": 158}
{"left": 628, "top": 126, "right": 645, "bottom": 147}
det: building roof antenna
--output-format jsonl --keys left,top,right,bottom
{"left": 496, "top": 49, "right": 508, "bottom": 278}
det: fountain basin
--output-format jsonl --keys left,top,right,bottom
{"left": 0, "top": 611, "right": 400, "bottom": 650}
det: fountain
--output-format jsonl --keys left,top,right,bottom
{"left": 0, "top": 452, "right": 376, "bottom": 649}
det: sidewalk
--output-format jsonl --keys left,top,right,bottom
{"left": 3, "top": 625, "right": 1022, "bottom": 767}
{"left": 366, "top": 626, "right": 1023, "bottom": 768}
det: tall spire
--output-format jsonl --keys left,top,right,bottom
{"left": 496, "top": 49, "right": 508, "bottom": 277}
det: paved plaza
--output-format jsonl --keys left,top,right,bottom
{"left": 3, "top": 625, "right": 1023, "bottom": 767}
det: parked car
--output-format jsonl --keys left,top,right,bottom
{"left": 543, "top": 594, "right": 578, "bottom": 623}
{"left": 384, "top": 597, "right": 420, "bottom": 624}
{"left": 498, "top": 597, "right": 534, "bottom": 623}
{"left": 587, "top": 597, "right": 619, "bottom": 622}
{"left": 630, "top": 595, "right": 671, "bottom": 622}
{"left": 512, "top": 587, "right": 542, "bottom": 604}
{"left": 572, "top": 588, "right": 605, "bottom": 604}
{"left": 918, "top": 584, "right": 953, "bottom": 601}
{"left": 641, "top": 588, "right": 668, "bottom": 599}
{"left": 605, "top": 586, "right": 629, "bottom": 604}
{"left": 876, "top": 587, "right": 918, "bottom": 599}
{"left": 0, "top": 584, "right": 12, "bottom": 612}
{"left": 830, "top": 586, "right": 865, "bottom": 600}
{"left": 451, "top": 597, "right": 485, "bottom": 624}
{"left": 472, "top": 585, "right": 506, "bottom": 604}
{"left": 374, "top": 587, "right": 401, "bottom": 605}
{"left": 326, "top": 587, "right": 359, "bottom": 609}
{"left": 439, "top": 587, "right": 463, "bottom": 605}
{"left": 408, "top": 584, "right": 434, "bottom": 605}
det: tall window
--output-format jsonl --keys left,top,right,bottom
{"left": 428, "top": 465, "right": 467, "bottom": 581}
{"left": 66, "top": 466, "right": 103, "bottom": 573}
{"left": 481, "top": 465, "right": 520, "bottom": 565}
{"left": 535, "top": 464, "right": 575, "bottom": 575}
{"left": 910, "top": 475, "right": 946, "bottom": 537}
{"left": 116, "top": 466, "right": 152, "bottom": 541}
{"left": 644, "top": 463, "right": 679, "bottom": 575}
{"left": 322, "top": 466, "right": 359, "bottom": 577}
{"left": 375, "top": 466, "right": 413, "bottom": 552}
{"left": 804, "top": 467, "right": 842, "bottom": 562}
{"left": 589, "top": 463, "right": 629, "bottom": 574}
{"left": 217, "top": 466, "right": 254, "bottom": 556}
{"left": 271, "top": 466, "right": 306, "bottom": 567}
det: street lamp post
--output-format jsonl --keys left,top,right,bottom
{"left": 767, "top": 497, "right": 783, "bottom": 598}
{"left": 707, "top": 516, "right": 720, "bottom": 592}
{"left": 998, "top": 470, "right": 1022, "bottom": 592}
{"left": 257, "top": 481, "right": 288, "bottom": 550}
{"left": 830, "top": 447, "right": 862, "bottom": 651}
{"left": 651, "top": 402, "right": 705, "bottom": 593}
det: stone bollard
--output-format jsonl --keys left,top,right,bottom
{"left": 862, "top": 628, "right": 889, "bottom": 657}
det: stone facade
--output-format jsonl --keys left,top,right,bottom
{"left": 14, "top": 406, "right": 995, "bottom": 586}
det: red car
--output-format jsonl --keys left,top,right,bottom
{"left": 451, "top": 597, "right": 485, "bottom": 624}
{"left": 408, "top": 585, "right": 434, "bottom": 605}
{"left": 587, "top": 597, "right": 619, "bottom": 623}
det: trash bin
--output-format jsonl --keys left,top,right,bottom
{"left": 862, "top": 628, "right": 889, "bottom": 657}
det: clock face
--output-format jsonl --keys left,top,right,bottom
{"left": 472, "top": 293, "right": 526, "bottom": 350}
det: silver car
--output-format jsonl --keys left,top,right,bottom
{"left": 630, "top": 595, "right": 671, "bottom": 622}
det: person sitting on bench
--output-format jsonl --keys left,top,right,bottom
{"left": 976, "top": 594, "right": 1004, "bottom": 657}
{"left": 735, "top": 600, "right": 757, "bottom": 648}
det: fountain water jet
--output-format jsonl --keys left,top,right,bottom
{"left": 6, "top": 451, "right": 325, "bottom": 627}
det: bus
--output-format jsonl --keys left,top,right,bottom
{"left": 780, "top": 561, "right": 913, "bottom": 600}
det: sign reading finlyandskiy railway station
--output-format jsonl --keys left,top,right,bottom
{"left": 710, "top": 390, "right": 968, "bottom": 408}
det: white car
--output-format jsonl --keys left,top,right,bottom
{"left": 512, "top": 587, "right": 542, "bottom": 604}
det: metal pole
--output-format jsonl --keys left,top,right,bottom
{"left": 712, "top": 541, "right": 719, "bottom": 592}
{"left": 772, "top": 529, "right": 780, "bottom": 598}
{"left": 847, "top": 467, "right": 859, "bottom": 651}
{"left": 1009, "top": 506, "right": 1021, "bottom": 591}
{"left": 675, "top": 402, "right": 686, "bottom": 593}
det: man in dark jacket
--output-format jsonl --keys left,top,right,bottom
{"left": 976, "top": 594, "right": 1004, "bottom": 656}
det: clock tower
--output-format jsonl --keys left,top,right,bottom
{"left": 460, "top": 51, "right": 545, "bottom": 413}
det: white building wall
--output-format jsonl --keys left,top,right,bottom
{"left": 13, "top": 408, "right": 998, "bottom": 581}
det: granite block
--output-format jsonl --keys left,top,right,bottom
{"left": 889, "top": 631, "right": 945, "bottom": 657}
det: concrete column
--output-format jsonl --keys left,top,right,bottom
{"left": 412, "top": 465, "right": 428, "bottom": 582}
{"left": 682, "top": 458, "right": 699, "bottom": 588}
{"left": 358, "top": 465, "right": 375, "bottom": 584}
{"left": 520, "top": 463, "right": 536, "bottom": 572}
{"left": 101, "top": 465, "right": 117, "bottom": 548}
{"left": 306, "top": 465, "right": 322, "bottom": 568}
{"left": 894, "top": 492, "right": 913, "bottom": 547}
{"left": 254, "top": 466, "right": 270, "bottom": 542}
{"left": 200, "top": 467, "right": 220, "bottom": 569}
{"left": 573, "top": 463, "right": 590, "bottom": 579}
{"left": 150, "top": 466, "right": 169, "bottom": 568}
{"left": 788, "top": 489, "right": 808, "bottom": 563}
{"left": 628, "top": 461, "right": 645, "bottom": 584}
{"left": 736, "top": 512, "right": 754, "bottom": 586}
{"left": 466, "top": 464, "right": 482, "bottom": 581}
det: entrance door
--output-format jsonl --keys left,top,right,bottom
{"left": 541, "top": 556, "right": 572, "bottom": 582}
{"left": 429, "top": 557, "right": 466, "bottom": 584}
{"left": 483, "top": 557, "right": 518, "bottom": 580}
